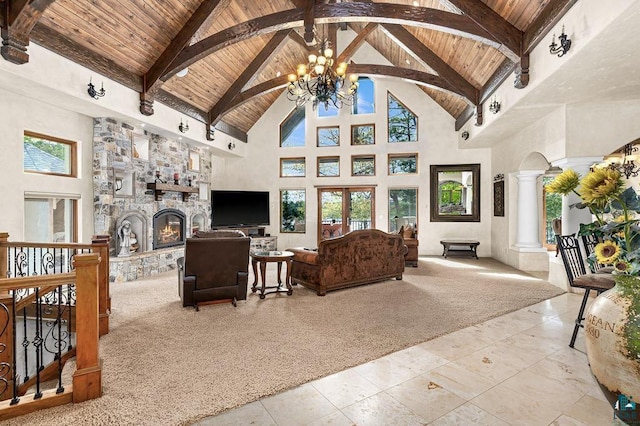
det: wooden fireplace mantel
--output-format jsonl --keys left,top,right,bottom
{"left": 146, "top": 183, "right": 198, "bottom": 201}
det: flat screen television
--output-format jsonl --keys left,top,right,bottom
{"left": 211, "top": 190, "right": 270, "bottom": 227}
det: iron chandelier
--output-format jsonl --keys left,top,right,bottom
{"left": 287, "top": 40, "right": 358, "bottom": 110}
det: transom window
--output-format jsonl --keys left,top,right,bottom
{"left": 23, "top": 131, "right": 77, "bottom": 177}
{"left": 388, "top": 93, "right": 418, "bottom": 142}
{"left": 388, "top": 154, "right": 418, "bottom": 175}
{"left": 280, "top": 108, "right": 305, "bottom": 147}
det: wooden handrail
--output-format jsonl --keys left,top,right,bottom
{"left": 0, "top": 253, "right": 102, "bottom": 419}
{"left": 0, "top": 241, "right": 94, "bottom": 250}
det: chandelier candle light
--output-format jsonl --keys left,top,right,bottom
{"left": 287, "top": 41, "right": 358, "bottom": 110}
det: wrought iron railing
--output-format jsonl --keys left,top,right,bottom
{"left": 0, "top": 233, "right": 109, "bottom": 420}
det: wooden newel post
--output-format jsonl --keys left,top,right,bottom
{"left": 92, "top": 235, "right": 110, "bottom": 336}
{"left": 72, "top": 253, "right": 102, "bottom": 403}
{"left": 0, "top": 233, "right": 9, "bottom": 279}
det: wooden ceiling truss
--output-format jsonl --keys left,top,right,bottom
{"left": 0, "top": 0, "right": 578, "bottom": 139}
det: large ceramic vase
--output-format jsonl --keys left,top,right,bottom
{"left": 585, "top": 274, "right": 640, "bottom": 400}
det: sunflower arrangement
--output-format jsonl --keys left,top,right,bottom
{"left": 546, "top": 167, "right": 640, "bottom": 275}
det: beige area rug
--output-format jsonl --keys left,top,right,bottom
{"left": 7, "top": 257, "right": 563, "bottom": 426}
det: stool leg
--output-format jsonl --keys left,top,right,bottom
{"left": 570, "top": 288, "right": 591, "bottom": 348}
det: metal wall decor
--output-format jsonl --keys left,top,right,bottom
{"left": 87, "top": 77, "right": 105, "bottom": 99}
{"left": 178, "top": 119, "right": 189, "bottom": 133}
{"left": 488, "top": 97, "right": 501, "bottom": 114}
{"left": 493, "top": 173, "right": 505, "bottom": 217}
{"left": 549, "top": 25, "right": 571, "bottom": 57}
{"left": 461, "top": 130, "right": 469, "bottom": 140}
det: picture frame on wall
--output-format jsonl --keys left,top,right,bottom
{"left": 493, "top": 180, "right": 505, "bottom": 217}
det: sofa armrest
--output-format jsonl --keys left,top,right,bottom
{"left": 179, "top": 275, "right": 196, "bottom": 307}
{"left": 287, "top": 247, "right": 320, "bottom": 265}
{"left": 237, "top": 271, "right": 248, "bottom": 301}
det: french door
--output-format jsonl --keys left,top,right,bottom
{"left": 317, "top": 187, "right": 375, "bottom": 241}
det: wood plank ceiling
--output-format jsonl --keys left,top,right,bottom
{"left": 0, "top": 0, "right": 572, "bottom": 140}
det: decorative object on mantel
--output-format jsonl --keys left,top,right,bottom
{"left": 154, "top": 169, "right": 165, "bottom": 183}
{"left": 461, "top": 130, "right": 469, "bottom": 140}
{"left": 187, "top": 176, "right": 192, "bottom": 187}
{"left": 87, "top": 77, "right": 106, "bottom": 100}
{"left": 173, "top": 172, "right": 180, "bottom": 185}
{"left": 493, "top": 173, "right": 504, "bottom": 182}
{"left": 592, "top": 141, "right": 640, "bottom": 179}
{"left": 287, "top": 38, "right": 358, "bottom": 111}
{"left": 549, "top": 25, "right": 571, "bottom": 57}
{"left": 546, "top": 167, "right": 640, "bottom": 400}
{"left": 228, "top": 142, "right": 235, "bottom": 150}
{"left": 178, "top": 119, "right": 189, "bottom": 133}
{"left": 488, "top": 96, "right": 501, "bottom": 114}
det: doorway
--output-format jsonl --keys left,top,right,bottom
{"left": 317, "top": 187, "right": 375, "bottom": 241}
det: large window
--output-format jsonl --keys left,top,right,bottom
{"left": 352, "top": 77, "right": 374, "bottom": 115}
{"left": 24, "top": 196, "right": 77, "bottom": 242}
{"left": 388, "top": 154, "right": 418, "bottom": 175}
{"left": 280, "top": 108, "right": 305, "bottom": 147}
{"left": 24, "top": 131, "right": 76, "bottom": 177}
{"left": 352, "top": 155, "right": 375, "bottom": 176}
{"left": 280, "top": 158, "right": 306, "bottom": 177}
{"left": 317, "top": 156, "right": 340, "bottom": 177}
{"left": 388, "top": 93, "right": 418, "bottom": 142}
{"left": 317, "top": 126, "right": 340, "bottom": 147}
{"left": 389, "top": 189, "right": 418, "bottom": 233}
{"left": 280, "top": 189, "right": 306, "bottom": 233}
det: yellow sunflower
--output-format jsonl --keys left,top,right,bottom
{"left": 545, "top": 169, "right": 580, "bottom": 195}
{"left": 594, "top": 240, "right": 621, "bottom": 265}
{"left": 579, "top": 168, "right": 625, "bottom": 207}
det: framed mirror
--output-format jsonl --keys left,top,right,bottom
{"left": 430, "top": 164, "right": 480, "bottom": 222}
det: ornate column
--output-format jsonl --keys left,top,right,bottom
{"left": 514, "top": 170, "right": 546, "bottom": 249}
{"left": 552, "top": 157, "right": 603, "bottom": 235}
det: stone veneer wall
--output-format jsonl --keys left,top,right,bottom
{"left": 92, "top": 117, "right": 212, "bottom": 282}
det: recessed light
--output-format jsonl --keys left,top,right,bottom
{"left": 178, "top": 137, "right": 182, "bottom": 140}
{"left": 405, "top": 59, "right": 411, "bottom": 65}
{"left": 276, "top": 71, "right": 281, "bottom": 77}
{"left": 176, "top": 68, "right": 189, "bottom": 78}
{"left": 140, "top": 123, "right": 145, "bottom": 127}
{"left": 412, "top": 1, "right": 419, "bottom": 6}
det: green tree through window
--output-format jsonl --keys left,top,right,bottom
{"left": 281, "top": 190, "right": 306, "bottom": 233}
{"left": 388, "top": 93, "right": 417, "bottom": 142}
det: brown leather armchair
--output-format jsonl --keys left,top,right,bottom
{"left": 399, "top": 225, "right": 419, "bottom": 267}
{"left": 177, "top": 230, "right": 250, "bottom": 310}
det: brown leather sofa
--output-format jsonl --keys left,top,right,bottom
{"left": 177, "top": 230, "right": 250, "bottom": 310}
{"left": 398, "top": 225, "right": 419, "bottom": 267}
{"left": 287, "top": 229, "right": 407, "bottom": 296}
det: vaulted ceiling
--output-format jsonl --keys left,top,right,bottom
{"left": 0, "top": 0, "right": 576, "bottom": 142}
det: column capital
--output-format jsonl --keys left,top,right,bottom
{"left": 513, "top": 169, "right": 545, "bottom": 180}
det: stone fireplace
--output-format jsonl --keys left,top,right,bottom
{"left": 92, "top": 117, "right": 212, "bottom": 282}
{"left": 153, "top": 209, "right": 186, "bottom": 249}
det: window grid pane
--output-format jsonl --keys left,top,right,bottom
{"left": 280, "top": 158, "right": 306, "bottom": 177}
{"left": 280, "top": 108, "right": 306, "bottom": 147}
{"left": 352, "top": 156, "right": 375, "bottom": 176}
{"left": 318, "top": 157, "right": 340, "bottom": 177}
{"left": 24, "top": 132, "right": 75, "bottom": 176}
{"left": 388, "top": 93, "right": 418, "bottom": 142}
{"left": 389, "top": 154, "right": 418, "bottom": 175}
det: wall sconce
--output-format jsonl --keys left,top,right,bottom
{"left": 207, "top": 128, "right": 215, "bottom": 141}
{"left": 461, "top": 130, "right": 469, "bottom": 140}
{"left": 549, "top": 25, "right": 571, "bottom": 57}
{"left": 87, "top": 77, "right": 105, "bottom": 100}
{"left": 178, "top": 119, "right": 189, "bottom": 133}
{"left": 228, "top": 142, "right": 236, "bottom": 150}
{"left": 114, "top": 177, "right": 123, "bottom": 192}
{"left": 488, "top": 96, "right": 501, "bottom": 114}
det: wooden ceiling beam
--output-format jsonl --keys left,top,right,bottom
{"left": 140, "top": 0, "right": 230, "bottom": 115}
{"left": 336, "top": 22, "right": 377, "bottom": 64}
{"left": 439, "top": 0, "right": 522, "bottom": 62}
{"left": 1, "top": 0, "right": 56, "bottom": 64}
{"left": 208, "top": 30, "right": 291, "bottom": 127}
{"left": 303, "top": 0, "right": 316, "bottom": 45}
{"left": 224, "top": 63, "right": 468, "bottom": 116}
{"left": 165, "top": 4, "right": 502, "bottom": 80}
{"left": 380, "top": 24, "right": 478, "bottom": 105}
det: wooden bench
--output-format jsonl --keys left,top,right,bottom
{"left": 440, "top": 240, "right": 479, "bottom": 259}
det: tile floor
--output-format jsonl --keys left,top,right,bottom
{"left": 194, "top": 292, "right": 618, "bottom": 426}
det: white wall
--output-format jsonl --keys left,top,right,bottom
{"left": 0, "top": 87, "right": 94, "bottom": 242}
{"left": 213, "top": 75, "right": 492, "bottom": 254}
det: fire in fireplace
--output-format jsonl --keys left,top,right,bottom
{"left": 153, "top": 209, "right": 186, "bottom": 249}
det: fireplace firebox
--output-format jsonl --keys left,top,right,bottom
{"left": 153, "top": 209, "right": 186, "bottom": 249}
